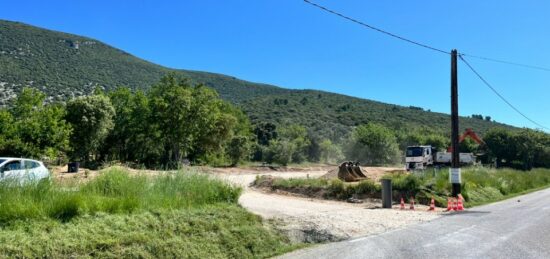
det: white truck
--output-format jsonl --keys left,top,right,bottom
{"left": 405, "top": 145, "right": 476, "bottom": 171}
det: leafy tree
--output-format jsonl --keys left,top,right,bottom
{"left": 254, "top": 123, "right": 277, "bottom": 146}
{"left": 268, "top": 140, "right": 296, "bottom": 166}
{"left": 0, "top": 88, "right": 71, "bottom": 160}
{"left": 66, "top": 94, "right": 115, "bottom": 164}
{"left": 227, "top": 135, "right": 251, "bottom": 166}
{"left": 484, "top": 128, "right": 514, "bottom": 168}
{"left": 345, "top": 123, "right": 400, "bottom": 165}
{"left": 278, "top": 124, "right": 310, "bottom": 163}
{"left": 319, "top": 139, "right": 344, "bottom": 164}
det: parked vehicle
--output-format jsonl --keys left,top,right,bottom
{"left": 405, "top": 145, "right": 476, "bottom": 170}
{"left": 405, "top": 128, "right": 484, "bottom": 171}
{"left": 0, "top": 158, "right": 50, "bottom": 183}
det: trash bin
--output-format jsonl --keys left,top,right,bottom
{"left": 68, "top": 162, "right": 80, "bottom": 173}
{"left": 381, "top": 179, "right": 392, "bottom": 208}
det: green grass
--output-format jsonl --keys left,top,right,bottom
{"left": 0, "top": 168, "right": 241, "bottom": 224}
{"left": 0, "top": 205, "right": 302, "bottom": 258}
{"left": 0, "top": 168, "right": 301, "bottom": 258}
{"left": 386, "top": 167, "right": 550, "bottom": 207}
{"left": 254, "top": 176, "right": 380, "bottom": 200}
{"left": 256, "top": 167, "right": 550, "bottom": 208}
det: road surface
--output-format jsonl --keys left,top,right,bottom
{"left": 281, "top": 187, "right": 550, "bottom": 259}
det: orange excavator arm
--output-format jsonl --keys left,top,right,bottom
{"left": 447, "top": 128, "right": 485, "bottom": 152}
{"left": 459, "top": 128, "right": 485, "bottom": 145}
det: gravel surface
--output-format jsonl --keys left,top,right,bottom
{"left": 215, "top": 168, "right": 441, "bottom": 242}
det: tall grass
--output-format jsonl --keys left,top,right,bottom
{"left": 0, "top": 168, "right": 241, "bottom": 224}
{"left": 387, "top": 167, "right": 550, "bottom": 206}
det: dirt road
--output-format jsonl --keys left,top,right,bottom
{"left": 214, "top": 167, "right": 441, "bottom": 242}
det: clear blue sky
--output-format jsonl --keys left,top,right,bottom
{"left": 2, "top": 0, "right": 549, "bottom": 131}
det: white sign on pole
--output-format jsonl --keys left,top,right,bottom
{"left": 449, "top": 168, "right": 461, "bottom": 184}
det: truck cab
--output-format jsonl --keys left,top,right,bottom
{"left": 405, "top": 145, "right": 433, "bottom": 171}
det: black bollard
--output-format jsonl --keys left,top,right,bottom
{"left": 381, "top": 179, "right": 392, "bottom": 208}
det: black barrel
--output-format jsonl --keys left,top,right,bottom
{"left": 68, "top": 162, "right": 80, "bottom": 173}
{"left": 381, "top": 179, "right": 392, "bottom": 208}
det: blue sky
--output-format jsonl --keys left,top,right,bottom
{"left": 1, "top": 0, "right": 549, "bottom": 131}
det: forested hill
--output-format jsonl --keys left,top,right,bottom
{"left": 1, "top": 19, "right": 512, "bottom": 139}
{"left": 0, "top": 20, "right": 288, "bottom": 104}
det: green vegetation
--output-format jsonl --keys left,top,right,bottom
{"left": 0, "top": 88, "right": 71, "bottom": 160}
{"left": 387, "top": 167, "right": 550, "bottom": 206}
{"left": 1, "top": 19, "right": 549, "bottom": 169}
{"left": 241, "top": 90, "right": 515, "bottom": 142}
{"left": 254, "top": 176, "right": 380, "bottom": 200}
{"left": 1, "top": 19, "right": 517, "bottom": 145}
{"left": 0, "top": 20, "right": 287, "bottom": 105}
{"left": 0, "top": 167, "right": 241, "bottom": 223}
{"left": 0, "top": 168, "right": 300, "bottom": 258}
{"left": 344, "top": 123, "right": 401, "bottom": 165}
{"left": 66, "top": 94, "right": 115, "bottom": 163}
{"left": 256, "top": 167, "right": 550, "bottom": 207}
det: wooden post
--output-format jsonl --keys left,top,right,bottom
{"left": 450, "top": 49, "right": 461, "bottom": 197}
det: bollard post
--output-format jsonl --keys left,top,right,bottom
{"left": 381, "top": 179, "right": 392, "bottom": 208}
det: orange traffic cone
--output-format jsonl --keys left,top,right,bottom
{"left": 452, "top": 198, "right": 458, "bottom": 211}
{"left": 409, "top": 197, "right": 415, "bottom": 210}
{"left": 428, "top": 197, "right": 436, "bottom": 211}
{"left": 457, "top": 194, "right": 464, "bottom": 211}
{"left": 446, "top": 198, "right": 453, "bottom": 211}
{"left": 400, "top": 197, "right": 405, "bottom": 210}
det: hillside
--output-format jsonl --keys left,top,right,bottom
{"left": 0, "top": 19, "right": 512, "bottom": 139}
{"left": 0, "top": 20, "right": 287, "bottom": 104}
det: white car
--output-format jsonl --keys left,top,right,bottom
{"left": 0, "top": 157, "right": 50, "bottom": 183}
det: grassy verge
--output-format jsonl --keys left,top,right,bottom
{"left": 0, "top": 168, "right": 301, "bottom": 258}
{"left": 253, "top": 176, "right": 380, "bottom": 200}
{"left": 254, "top": 167, "right": 550, "bottom": 208}
{"left": 387, "top": 167, "right": 550, "bottom": 207}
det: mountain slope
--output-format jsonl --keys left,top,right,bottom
{"left": 0, "top": 19, "right": 513, "bottom": 139}
{"left": 0, "top": 20, "right": 287, "bottom": 104}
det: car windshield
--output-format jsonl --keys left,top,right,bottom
{"left": 0, "top": 159, "right": 5, "bottom": 165}
{"left": 406, "top": 147, "right": 423, "bottom": 157}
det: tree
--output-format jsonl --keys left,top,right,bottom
{"left": 345, "top": 123, "right": 400, "bottom": 165}
{"left": 278, "top": 124, "right": 310, "bottom": 163}
{"left": 0, "top": 88, "right": 71, "bottom": 160}
{"left": 319, "top": 139, "right": 344, "bottom": 164}
{"left": 227, "top": 135, "right": 251, "bottom": 166}
{"left": 268, "top": 140, "right": 296, "bottom": 166}
{"left": 254, "top": 123, "right": 277, "bottom": 146}
{"left": 484, "top": 128, "right": 514, "bottom": 168}
{"left": 66, "top": 94, "right": 115, "bottom": 164}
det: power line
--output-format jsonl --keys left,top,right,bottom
{"left": 459, "top": 55, "right": 549, "bottom": 131}
{"left": 304, "top": 0, "right": 550, "bottom": 73}
{"left": 460, "top": 53, "right": 550, "bottom": 72}
{"left": 303, "top": 0, "right": 449, "bottom": 55}
{"left": 304, "top": 0, "right": 549, "bottom": 130}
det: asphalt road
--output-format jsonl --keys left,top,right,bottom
{"left": 281, "top": 188, "right": 550, "bottom": 259}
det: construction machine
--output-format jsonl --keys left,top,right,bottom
{"left": 405, "top": 128, "right": 484, "bottom": 171}
{"left": 337, "top": 161, "right": 368, "bottom": 182}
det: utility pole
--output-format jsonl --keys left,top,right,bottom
{"left": 450, "top": 49, "right": 461, "bottom": 197}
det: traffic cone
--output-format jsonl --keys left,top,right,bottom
{"left": 400, "top": 197, "right": 405, "bottom": 210}
{"left": 457, "top": 194, "right": 464, "bottom": 211}
{"left": 409, "top": 197, "right": 415, "bottom": 210}
{"left": 428, "top": 197, "right": 436, "bottom": 211}
{"left": 452, "top": 198, "right": 458, "bottom": 211}
{"left": 446, "top": 198, "right": 453, "bottom": 211}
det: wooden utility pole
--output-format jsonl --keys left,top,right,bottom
{"left": 450, "top": 49, "right": 461, "bottom": 197}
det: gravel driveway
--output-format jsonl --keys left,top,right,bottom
{"left": 214, "top": 168, "right": 441, "bottom": 242}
